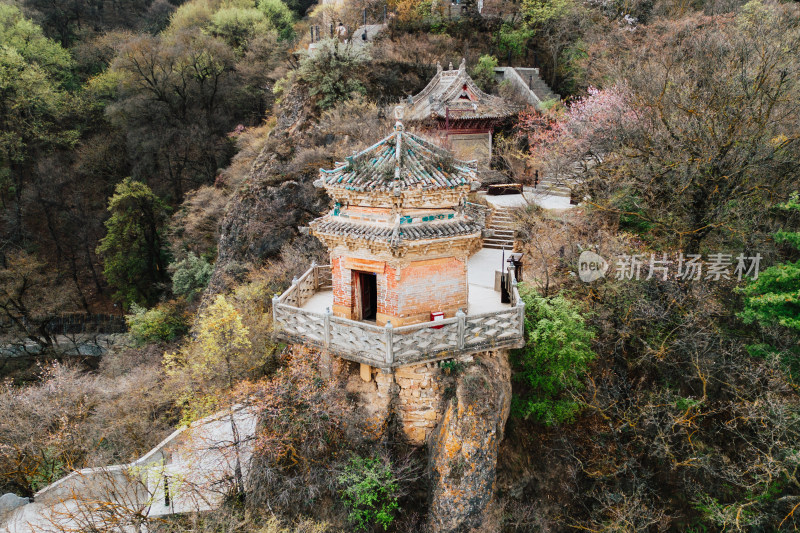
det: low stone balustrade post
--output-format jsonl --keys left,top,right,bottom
{"left": 311, "top": 261, "right": 318, "bottom": 290}
{"left": 289, "top": 276, "right": 299, "bottom": 306}
{"left": 324, "top": 307, "right": 332, "bottom": 348}
{"left": 384, "top": 321, "right": 394, "bottom": 366}
{"left": 271, "top": 295, "right": 280, "bottom": 331}
{"left": 456, "top": 309, "right": 466, "bottom": 350}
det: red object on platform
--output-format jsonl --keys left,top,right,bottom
{"left": 430, "top": 311, "right": 445, "bottom": 329}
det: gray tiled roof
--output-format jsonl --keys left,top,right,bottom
{"left": 318, "top": 127, "right": 477, "bottom": 193}
{"left": 311, "top": 216, "right": 482, "bottom": 245}
{"left": 404, "top": 61, "right": 518, "bottom": 122}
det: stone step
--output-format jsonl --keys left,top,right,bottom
{"left": 538, "top": 187, "right": 571, "bottom": 194}
{"left": 530, "top": 187, "right": 571, "bottom": 198}
{"left": 489, "top": 225, "right": 515, "bottom": 231}
{"left": 484, "top": 239, "right": 515, "bottom": 247}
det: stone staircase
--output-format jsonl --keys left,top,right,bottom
{"left": 494, "top": 67, "right": 559, "bottom": 109}
{"left": 529, "top": 174, "right": 572, "bottom": 199}
{"left": 483, "top": 207, "right": 516, "bottom": 250}
{"left": 512, "top": 68, "right": 559, "bottom": 103}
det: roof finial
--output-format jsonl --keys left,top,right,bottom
{"left": 448, "top": 61, "right": 453, "bottom": 70}
{"left": 394, "top": 105, "right": 405, "bottom": 131}
{"left": 459, "top": 58, "right": 466, "bottom": 73}
{"left": 436, "top": 61, "right": 442, "bottom": 73}
{"left": 394, "top": 105, "right": 404, "bottom": 180}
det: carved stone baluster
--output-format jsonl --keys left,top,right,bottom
{"left": 324, "top": 307, "right": 332, "bottom": 348}
{"left": 452, "top": 309, "right": 463, "bottom": 350}
{"left": 311, "top": 260, "right": 318, "bottom": 290}
{"left": 272, "top": 295, "right": 280, "bottom": 331}
{"left": 384, "top": 321, "right": 394, "bottom": 366}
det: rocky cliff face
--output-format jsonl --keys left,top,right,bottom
{"left": 206, "top": 84, "right": 330, "bottom": 294}
{"left": 427, "top": 351, "right": 512, "bottom": 533}
{"left": 341, "top": 351, "right": 513, "bottom": 532}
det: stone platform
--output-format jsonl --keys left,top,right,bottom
{"left": 301, "top": 249, "right": 512, "bottom": 316}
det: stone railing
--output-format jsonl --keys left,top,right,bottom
{"left": 461, "top": 201, "right": 490, "bottom": 227}
{"left": 272, "top": 264, "right": 525, "bottom": 369}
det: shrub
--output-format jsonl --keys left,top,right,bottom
{"left": 338, "top": 455, "right": 400, "bottom": 531}
{"left": 0, "top": 362, "right": 177, "bottom": 495}
{"left": 511, "top": 286, "right": 595, "bottom": 425}
{"left": 246, "top": 346, "right": 365, "bottom": 516}
{"left": 170, "top": 252, "right": 213, "bottom": 298}
{"left": 296, "top": 39, "right": 369, "bottom": 111}
{"left": 439, "top": 359, "right": 464, "bottom": 375}
{"left": 126, "top": 302, "right": 189, "bottom": 346}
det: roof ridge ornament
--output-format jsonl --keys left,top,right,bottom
{"left": 394, "top": 105, "right": 404, "bottom": 180}
{"left": 448, "top": 61, "right": 453, "bottom": 70}
{"left": 459, "top": 58, "right": 466, "bottom": 73}
{"left": 436, "top": 61, "right": 442, "bottom": 73}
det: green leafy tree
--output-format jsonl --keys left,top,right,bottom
{"left": 207, "top": 7, "right": 273, "bottom": 51}
{"left": 257, "top": 0, "right": 295, "bottom": 41}
{"left": 520, "top": 0, "right": 573, "bottom": 27}
{"left": 164, "top": 294, "right": 263, "bottom": 495}
{"left": 0, "top": 4, "right": 73, "bottom": 81}
{"left": 512, "top": 286, "right": 595, "bottom": 425}
{"left": 338, "top": 455, "right": 400, "bottom": 531}
{"left": 495, "top": 23, "right": 535, "bottom": 61}
{"left": 471, "top": 54, "right": 498, "bottom": 93}
{"left": 0, "top": 5, "right": 78, "bottom": 242}
{"left": 296, "top": 39, "right": 369, "bottom": 111}
{"left": 739, "top": 192, "right": 800, "bottom": 377}
{"left": 96, "top": 178, "right": 170, "bottom": 307}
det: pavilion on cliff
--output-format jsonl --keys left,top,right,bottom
{"left": 272, "top": 106, "right": 525, "bottom": 379}
{"left": 310, "top": 107, "right": 486, "bottom": 329}
{"left": 402, "top": 58, "right": 519, "bottom": 165}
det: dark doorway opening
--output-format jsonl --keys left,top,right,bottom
{"left": 354, "top": 271, "right": 377, "bottom": 321}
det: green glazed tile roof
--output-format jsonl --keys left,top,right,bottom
{"left": 311, "top": 216, "right": 482, "bottom": 244}
{"left": 319, "top": 128, "right": 477, "bottom": 193}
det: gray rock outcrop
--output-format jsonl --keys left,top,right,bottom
{"left": 427, "top": 351, "right": 512, "bottom": 533}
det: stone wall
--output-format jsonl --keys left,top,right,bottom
{"left": 394, "top": 363, "right": 445, "bottom": 444}
{"left": 449, "top": 132, "right": 492, "bottom": 165}
{"left": 330, "top": 253, "right": 468, "bottom": 326}
{"left": 397, "top": 257, "right": 467, "bottom": 325}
